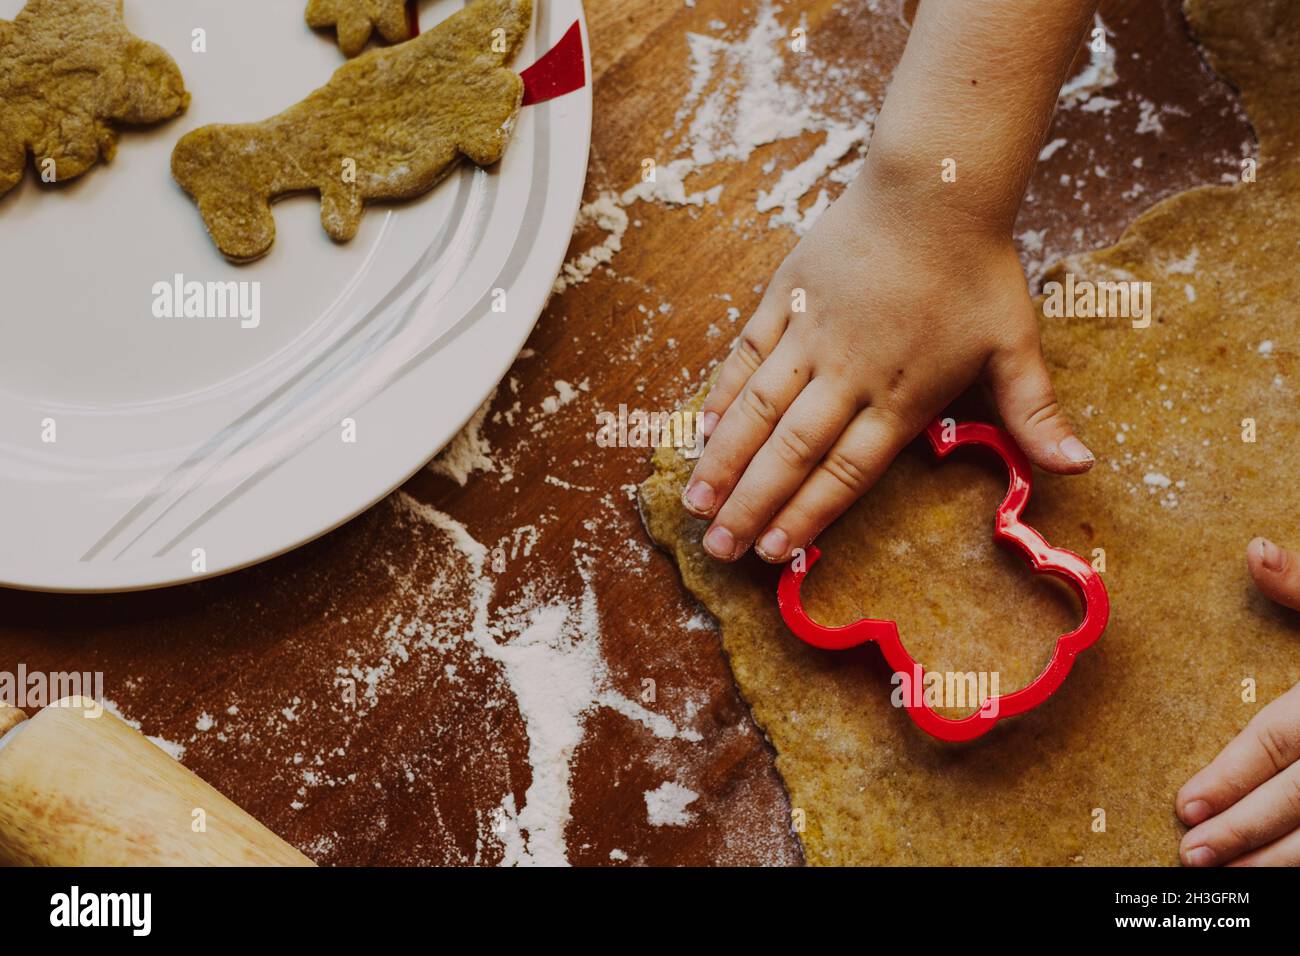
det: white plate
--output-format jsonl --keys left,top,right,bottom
{"left": 0, "top": 0, "right": 590, "bottom": 592}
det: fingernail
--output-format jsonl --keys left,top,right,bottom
{"left": 701, "top": 411, "right": 720, "bottom": 438}
{"left": 1183, "top": 845, "right": 1215, "bottom": 867}
{"left": 756, "top": 528, "right": 789, "bottom": 562}
{"left": 703, "top": 525, "right": 737, "bottom": 560}
{"left": 1181, "top": 799, "right": 1212, "bottom": 826}
{"left": 1260, "top": 538, "right": 1284, "bottom": 571}
{"left": 1059, "top": 436, "right": 1094, "bottom": 464}
{"left": 682, "top": 479, "right": 716, "bottom": 515}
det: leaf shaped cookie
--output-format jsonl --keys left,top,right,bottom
{"left": 0, "top": 0, "right": 189, "bottom": 200}
{"left": 306, "top": 0, "right": 412, "bottom": 57}
{"left": 173, "top": 0, "right": 532, "bottom": 263}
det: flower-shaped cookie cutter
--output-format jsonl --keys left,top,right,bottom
{"left": 777, "top": 417, "right": 1109, "bottom": 742}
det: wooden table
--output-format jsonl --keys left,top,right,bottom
{"left": 0, "top": 0, "right": 1252, "bottom": 865}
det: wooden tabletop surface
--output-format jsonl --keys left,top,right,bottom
{"left": 0, "top": 0, "right": 1253, "bottom": 865}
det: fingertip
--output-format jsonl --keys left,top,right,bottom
{"left": 1181, "top": 842, "right": 1216, "bottom": 867}
{"left": 988, "top": 343, "right": 1099, "bottom": 476}
{"left": 1246, "top": 536, "right": 1285, "bottom": 575}
{"left": 703, "top": 524, "right": 741, "bottom": 562}
{"left": 1058, "top": 435, "right": 1095, "bottom": 466}
{"left": 1177, "top": 796, "right": 1213, "bottom": 827}
{"left": 1245, "top": 536, "right": 1300, "bottom": 610}
{"left": 682, "top": 478, "right": 717, "bottom": 518}
{"left": 1021, "top": 434, "right": 1095, "bottom": 475}
{"left": 700, "top": 411, "right": 720, "bottom": 438}
{"left": 755, "top": 527, "right": 790, "bottom": 564}
{"left": 1046, "top": 455, "right": 1095, "bottom": 476}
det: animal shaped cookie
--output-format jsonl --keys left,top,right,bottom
{"left": 306, "top": 0, "right": 412, "bottom": 57}
{"left": 173, "top": 0, "right": 532, "bottom": 262}
{"left": 0, "top": 0, "right": 189, "bottom": 199}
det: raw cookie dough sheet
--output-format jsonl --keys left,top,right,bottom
{"left": 640, "top": 0, "right": 1300, "bottom": 865}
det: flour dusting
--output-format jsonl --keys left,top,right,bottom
{"left": 556, "top": 1, "right": 875, "bottom": 290}
{"left": 427, "top": 387, "right": 499, "bottom": 485}
{"left": 553, "top": 194, "right": 631, "bottom": 294}
{"left": 644, "top": 780, "right": 700, "bottom": 827}
{"left": 1057, "top": 15, "right": 1117, "bottom": 109}
{"left": 392, "top": 493, "right": 700, "bottom": 865}
{"left": 102, "top": 698, "right": 187, "bottom": 761}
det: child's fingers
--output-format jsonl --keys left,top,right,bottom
{"left": 756, "top": 405, "right": 914, "bottom": 562}
{"left": 1179, "top": 759, "right": 1300, "bottom": 866}
{"left": 1175, "top": 682, "right": 1300, "bottom": 827}
{"left": 987, "top": 339, "right": 1094, "bottom": 474}
{"left": 684, "top": 340, "right": 811, "bottom": 526}
{"left": 1227, "top": 827, "right": 1300, "bottom": 866}
{"left": 1247, "top": 537, "right": 1300, "bottom": 611}
{"left": 699, "top": 300, "right": 790, "bottom": 439}
{"left": 705, "top": 380, "right": 858, "bottom": 562}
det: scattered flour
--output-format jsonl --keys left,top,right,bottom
{"left": 555, "top": 0, "right": 875, "bottom": 290}
{"left": 1080, "top": 95, "right": 1121, "bottom": 114}
{"left": 393, "top": 493, "right": 701, "bottom": 865}
{"left": 102, "top": 698, "right": 187, "bottom": 761}
{"left": 1165, "top": 248, "right": 1200, "bottom": 275}
{"left": 541, "top": 379, "right": 581, "bottom": 415}
{"left": 1038, "top": 137, "right": 1069, "bottom": 161}
{"left": 553, "top": 193, "right": 631, "bottom": 294}
{"left": 1136, "top": 97, "right": 1166, "bottom": 136}
{"left": 644, "top": 780, "right": 700, "bottom": 827}
{"left": 427, "top": 387, "right": 500, "bottom": 485}
{"left": 759, "top": 121, "right": 869, "bottom": 231}
{"left": 1057, "top": 15, "right": 1117, "bottom": 109}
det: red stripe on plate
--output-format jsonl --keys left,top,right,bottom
{"left": 521, "top": 20, "right": 586, "bottom": 107}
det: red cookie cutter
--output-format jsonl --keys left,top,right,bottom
{"left": 777, "top": 418, "right": 1109, "bottom": 742}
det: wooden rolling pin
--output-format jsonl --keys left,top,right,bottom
{"left": 0, "top": 697, "right": 312, "bottom": 866}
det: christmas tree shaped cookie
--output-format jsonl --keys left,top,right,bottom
{"left": 172, "top": 0, "right": 532, "bottom": 262}
{"left": 307, "top": 0, "right": 412, "bottom": 57}
{"left": 0, "top": 0, "right": 189, "bottom": 199}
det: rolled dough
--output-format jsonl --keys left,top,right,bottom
{"left": 639, "top": 0, "right": 1300, "bottom": 865}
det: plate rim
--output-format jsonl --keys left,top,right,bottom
{"left": 0, "top": 0, "right": 592, "bottom": 593}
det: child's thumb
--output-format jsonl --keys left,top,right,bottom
{"left": 988, "top": 342, "right": 1094, "bottom": 474}
{"left": 1247, "top": 537, "right": 1300, "bottom": 611}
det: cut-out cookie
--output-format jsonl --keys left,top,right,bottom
{"left": 306, "top": 0, "right": 412, "bottom": 57}
{"left": 0, "top": 0, "right": 189, "bottom": 199}
{"left": 172, "top": 0, "right": 532, "bottom": 263}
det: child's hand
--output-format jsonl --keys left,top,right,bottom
{"left": 1176, "top": 538, "right": 1300, "bottom": 866}
{"left": 680, "top": 0, "right": 1101, "bottom": 562}
{"left": 682, "top": 177, "right": 1093, "bottom": 562}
